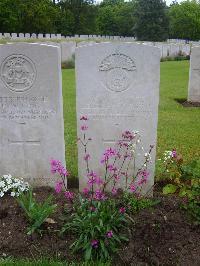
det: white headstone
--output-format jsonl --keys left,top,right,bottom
{"left": 188, "top": 47, "right": 200, "bottom": 102}
{"left": 31, "top": 33, "right": 37, "bottom": 39}
{"left": 77, "top": 41, "right": 96, "bottom": 47}
{"left": 56, "top": 34, "right": 62, "bottom": 39}
{"left": 38, "top": 34, "right": 44, "bottom": 39}
{"left": 51, "top": 34, "right": 56, "bottom": 39}
{"left": 80, "top": 35, "right": 88, "bottom": 39}
{"left": 61, "top": 41, "right": 76, "bottom": 63}
{"left": 76, "top": 43, "right": 160, "bottom": 193}
{"left": 11, "top": 33, "right": 18, "bottom": 39}
{"left": 0, "top": 33, "right": 2, "bottom": 39}
{"left": 4, "top": 33, "right": 11, "bottom": 38}
{"left": 45, "top": 34, "right": 51, "bottom": 39}
{"left": 25, "top": 33, "right": 30, "bottom": 39}
{"left": 0, "top": 43, "right": 65, "bottom": 186}
{"left": 169, "top": 44, "right": 180, "bottom": 57}
{"left": 19, "top": 33, "right": 25, "bottom": 39}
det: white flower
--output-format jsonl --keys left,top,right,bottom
{"left": 0, "top": 181, "right": 5, "bottom": 187}
{"left": 0, "top": 174, "right": 29, "bottom": 198}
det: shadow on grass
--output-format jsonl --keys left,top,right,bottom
{"left": 175, "top": 98, "right": 200, "bottom": 107}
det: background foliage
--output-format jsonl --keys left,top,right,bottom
{"left": 1, "top": 0, "right": 200, "bottom": 41}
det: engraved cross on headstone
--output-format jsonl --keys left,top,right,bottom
{"left": 8, "top": 139, "right": 41, "bottom": 174}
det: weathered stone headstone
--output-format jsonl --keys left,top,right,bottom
{"left": 76, "top": 43, "right": 160, "bottom": 193}
{"left": 19, "top": 33, "right": 25, "bottom": 39}
{"left": 51, "top": 34, "right": 56, "bottom": 39}
{"left": 0, "top": 43, "right": 65, "bottom": 186}
{"left": 188, "top": 47, "right": 200, "bottom": 102}
{"left": 61, "top": 42, "right": 76, "bottom": 63}
{"left": 31, "top": 33, "right": 37, "bottom": 39}
{"left": 57, "top": 34, "right": 62, "bottom": 39}
{"left": 25, "top": 33, "right": 30, "bottom": 39}
{"left": 38, "top": 33, "right": 44, "bottom": 39}
{"left": 4, "top": 33, "right": 11, "bottom": 39}
{"left": 169, "top": 44, "right": 180, "bottom": 57}
{"left": 45, "top": 34, "right": 51, "bottom": 39}
{"left": 11, "top": 33, "right": 18, "bottom": 39}
{"left": 77, "top": 41, "right": 96, "bottom": 47}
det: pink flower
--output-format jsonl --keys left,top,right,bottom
{"left": 91, "top": 239, "right": 99, "bottom": 248}
{"left": 64, "top": 191, "right": 74, "bottom": 201}
{"left": 84, "top": 154, "right": 90, "bottom": 161}
{"left": 94, "top": 189, "right": 106, "bottom": 201}
{"left": 106, "top": 230, "right": 113, "bottom": 238}
{"left": 172, "top": 149, "right": 177, "bottom": 158}
{"left": 100, "top": 148, "right": 117, "bottom": 164}
{"left": 83, "top": 187, "right": 89, "bottom": 195}
{"left": 55, "top": 181, "right": 63, "bottom": 193}
{"left": 129, "top": 183, "right": 137, "bottom": 192}
{"left": 50, "top": 159, "right": 69, "bottom": 177}
{"left": 122, "top": 130, "right": 134, "bottom": 140}
{"left": 81, "top": 125, "right": 88, "bottom": 131}
{"left": 119, "top": 207, "right": 126, "bottom": 214}
{"left": 87, "top": 171, "right": 103, "bottom": 187}
{"left": 107, "top": 164, "right": 117, "bottom": 173}
{"left": 80, "top": 115, "right": 88, "bottom": 121}
{"left": 112, "top": 187, "right": 118, "bottom": 195}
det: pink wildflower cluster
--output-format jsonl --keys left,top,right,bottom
{"left": 51, "top": 159, "right": 75, "bottom": 202}
{"left": 100, "top": 147, "right": 117, "bottom": 164}
{"left": 64, "top": 191, "right": 74, "bottom": 201}
{"left": 80, "top": 115, "right": 89, "bottom": 131}
{"left": 122, "top": 130, "right": 135, "bottom": 140}
{"left": 172, "top": 149, "right": 177, "bottom": 158}
{"left": 91, "top": 239, "right": 99, "bottom": 248}
{"left": 87, "top": 171, "right": 103, "bottom": 187}
{"left": 50, "top": 159, "right": 69, "bottom": 177}
{"left": 106, "top": 230, "right": 113, "bottom": 238}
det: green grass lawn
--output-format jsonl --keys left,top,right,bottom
{"left": 62, "top": 61, "right": 200, "bottom": 178}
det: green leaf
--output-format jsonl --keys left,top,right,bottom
{"left": 163, "top": 184, "right": 177, "bottom": 195}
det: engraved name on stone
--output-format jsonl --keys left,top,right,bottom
{"left": 0, "top": 96, "right": 56, "bottom": 120}
{"left": 99, "top": 53, "right": 136, "bottom": 92}
{"left": 0, "top": 54, "right": 36, "bottom": 92}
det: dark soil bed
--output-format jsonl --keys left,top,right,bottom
{"left": 0, "top": 187, "right": 199, "bottom": 265}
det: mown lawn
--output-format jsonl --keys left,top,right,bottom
{"left": 62, "top": 61, "right": 200, "bottom": 178}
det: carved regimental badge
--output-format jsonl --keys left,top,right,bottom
{"left": 1, "top": 54, "right": 36, "bottom": 92}
{"left": 99, "top": 53, "right": 136, "bottom": 92}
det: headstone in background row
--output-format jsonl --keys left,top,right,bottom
{"left": 25, "top": 33, "right": 30, "bottom": 39}
{"left": 0, "top": 43, "right": 66, "bottom": 186}
{"left": 76, "top": 43, "right": 160, "bottom": 193}
{"left": 38, "top": 34, "right": 44, "bottom": 39}
{"left": 31, "top": 33, "right": 37, "bottom": 39}
{"left": 19, "top": 33, "right": 25, "bottom": 39}
{"left": 4, "top": 33, "right": 11, "bottom": 38}
{"left": 181, "top": 44, "right": 191, "bottom": 56}
{"left": 57, "top": 34, "right": 62, "bottom": 39}
{"left": 162, "top": 44, "right": 170, "bottom": 58}
{"left": 169, "top": 44, "right": 180, "bottom": 57}
{"left": 188, "top": 47, "right": 200, "bottom": 103}
{"left": 79, "top": 35, "right": 88, "bottom": 39}
{"left": 45, "top": 34, "right": 51, "bottom": 39}
{"left": 11, "top": 33, "right": 18, "bottom": 39}
{"left": 51, "top": 34, "right": 56, "bottom": 39}
{"left": 61, "top": 42, "right": 76, "bottom": 63}
{"left": 0, "top": 33, "right": 2, "bottom": 39}
{"left": 77, "top": 41, "right": 96, "bottom": 47}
